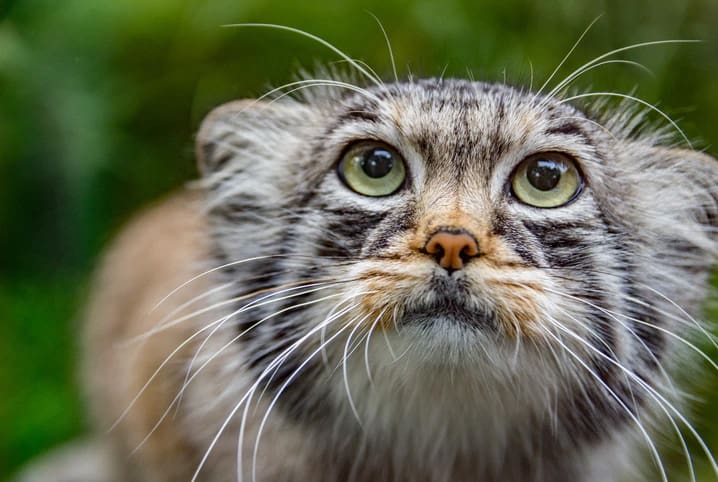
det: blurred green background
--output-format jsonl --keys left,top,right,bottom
{"left": 1, "top": 0, "right": 718, "bottom": 480}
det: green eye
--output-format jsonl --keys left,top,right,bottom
{"left": 338, "top": 142, "right": 406, "bottom": 196}
{"left": 511, "top": 153, "right": 583, "bottom": 208}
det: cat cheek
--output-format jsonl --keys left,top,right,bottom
{"left": 342, "top": 271, "right": 425, "bottom": 330}
{"left": 483, "top": 278, "right": 549, "bottom": 338}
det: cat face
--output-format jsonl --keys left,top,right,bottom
{"left": 196, "top": 78, "right": 718, "bottom": 447}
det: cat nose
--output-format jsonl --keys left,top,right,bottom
{"left": 424, "top": 229, "right": 480, "bottom": 272}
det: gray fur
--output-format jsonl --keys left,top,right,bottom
{"left": 188, "top": 76, "right": 718, "bottom": 481}
{"left": 20, "top": 70, "right": 718, "bottom": 482}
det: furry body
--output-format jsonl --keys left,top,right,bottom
{"left": 48, "top": 77, "right": 718, "bottom": 482}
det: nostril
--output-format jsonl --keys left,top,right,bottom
{"left": 424, "top": 229, "right": 480, "bottom": 272}
{"left": 459, "top": 246, "right": 474, "bottom": 264}
{"left": 427, "top": 244, "right": 445, "bottom": 265}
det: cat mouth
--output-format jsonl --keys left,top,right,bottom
{"left": 400, "top": 278, "right": 497, "bottom": 329}
{"left": 400, "top": 305, "right": 496, "bottom": 329}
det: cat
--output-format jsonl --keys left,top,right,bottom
{"left": 17, "top": 33, "right": 718, "bottom": 482}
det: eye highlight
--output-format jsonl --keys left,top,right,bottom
{"left": 338, "top": 141, "right": 406, "bottom": 197}
{"left": 510, "top": 152, "right": 583, "bottom": 208}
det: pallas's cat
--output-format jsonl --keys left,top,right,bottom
{"left": 22, "top": 35, "right": 718, "bottom": 482}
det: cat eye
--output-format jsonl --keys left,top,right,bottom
{"left": 510, "top": 152, "right": 583, "bottom": 208}
{"left": 337, "top": 141, "right": 406, "bottom": 196}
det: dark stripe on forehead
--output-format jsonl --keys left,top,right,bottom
{"left": 486, "top": 97, "right": 510, "bottom": 165}
{"left": 544, "top": 121, "right": 589, "bottom": 140}
{"left": 321, "top": 108, "right": 383, "bottom": 142}
{"left": 336, "top": 109, "right": 380, "bottom": 124}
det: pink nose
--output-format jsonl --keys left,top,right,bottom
{"left": 424, "top": 230, "right": 479, "bottom": 271}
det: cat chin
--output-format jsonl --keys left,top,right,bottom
{"left": 383, "top": 319, "right": 512, "bottom": 368}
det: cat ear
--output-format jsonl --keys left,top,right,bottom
{"left": 195, "top": 99, "right": 315, "bottom": 175}
{"left": 649, "top": 147, "right": 718, "bottom": 227}
{"left": 623, "top": 145, "right": 718, "bottom": 260}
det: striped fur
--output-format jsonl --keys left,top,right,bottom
{"left": 70, "top": 75, "right": 718, "bottom": 482}
{"left": 180, "top": 77, "right": 718, "bottom": 481}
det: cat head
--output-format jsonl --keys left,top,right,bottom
{"left": 195, "top": 78, "right": 718, "bottom": 446}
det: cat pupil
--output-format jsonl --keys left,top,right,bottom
{"left": 361, "top": 149, "right": 394, "bottom": 178}
{"left": 527, "top": 159, "right": 562, "bottom": 191}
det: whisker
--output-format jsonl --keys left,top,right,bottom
{"left": 175, "top": 280, "right": 351, "bottom": 414}
{"left": 222, "top": 23, "right": 383, "bottom": 88}
{"left": 528, "top": 60, "right": 534, "bottom": 93}
{"left": 547, "top": 314, "right": 716, "bottom": 480}
{"left": 126, "top": 277, "right": 344, "bottom": 344}
{"left": 327, "top": 59, "right": 384, "bottom": 85}
{"left": 535, "top": 15, "right": 602, "bottom": 96}
{"left": 154, "top": 282, "right": 234, "bottom": 329}
{"left": 635, "top": 281, "right": 718, "bottom": 350}
{"left": 232, "top": 294, "right": 375, "bottom": 481}
{"left": 250, "top": 309, "right": 364, "bottom": 482}
{"left": 135, "top": 289, "right": 359, "bottom": 458}
{"left": 553, "top": 310, "right": 697, "bottom": 482}
{"left": 150, "top": 254, "right": 301, "bottom": 311}
{"left": 381, "top": 311, "right": 399, "bottom": 361}
{"left": 545, "top": 287, "right": 678, "bottom": 394}
{"left": 341, "top": 313, "right": 375, "bottom": 426}
{"left": 541, "top": 268, "right": 718, "bottom": 348}
{"left": 260, "top": 79, "right": 382, "bottom": 105}
{"left": 253, "top": 297, "right": 364, "bottom": 404}
{"left": 367, "top": 12, "right": 398, "bottom": 83}
{"left": 560, "top": 91, "right": 692, "bottom": 147}
{"left": 116, "top": 280, "right": 349, "bottom": 436}
{"left": 546, "top": 285, "right": 718, "bottom": 372}
{"left": 548, "top": 39, "right": 699, "bottom": 100}
{"left": 540, "top": 323, "right": 669, "bottom": 482}
{"left": 545, "top": 59, "right": 653, "bottom": 101}
{"left": 364, "top": 308, "right": 389, "bottom": 386}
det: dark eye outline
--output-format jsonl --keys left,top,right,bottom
{"left": 508, "top": 152, "right": 585, "bottom": 208}
{"left": 336, "top": 140, "right": 408, "bottom": 197}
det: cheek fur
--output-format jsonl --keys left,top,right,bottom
{"left": 343, "top": 244, "right": 556, "bottom": 341}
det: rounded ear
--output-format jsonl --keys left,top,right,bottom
{"left": 196, "top": 100, "right": 252, "bottom": 175}
{"left": 651, "top": 148, "right": 718, "bottom": 228}
{"left": 195, "top": 99, "right": 316, "bottom": 176}
{"left": 619, "top": 144, "right": 718, "bottom": 264}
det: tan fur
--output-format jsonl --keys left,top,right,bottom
{"left": 39, "top": 71, "right": 717, "bottom": 482}
{"left": 80, "top": 192, "right": 328, "bottom": 481}
{"left": 82, "top": 192, "right": 208, "bottom": 480}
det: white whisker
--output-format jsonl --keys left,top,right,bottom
{"left": 547, "top": 313, "right": 716, "bottom": 480}
{"left": 560, "top": 91, "right": 692, "bottom": 147}
{"left": 535, "top": 15, "right": 602, "bottom": 96}
{"left": 150, "top": 255, "right": 296, "bottom": 312}
{"left": 222, "top": 23, "right": 383, "bottom": 87}
{"left": 368, "top": 12, "right": 398, "bottom": 83}
{"left": 122, "top": 283, "right": 351, "bottom": 443}
{"left": 363, "top": 308, "right": 388, "bottom": 386}
{"left": 540, "top": 323, "right": 669, "bottom": 482}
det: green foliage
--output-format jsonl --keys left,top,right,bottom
{"left": 1, "top": 0, "right": 717, "bottom": 479}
